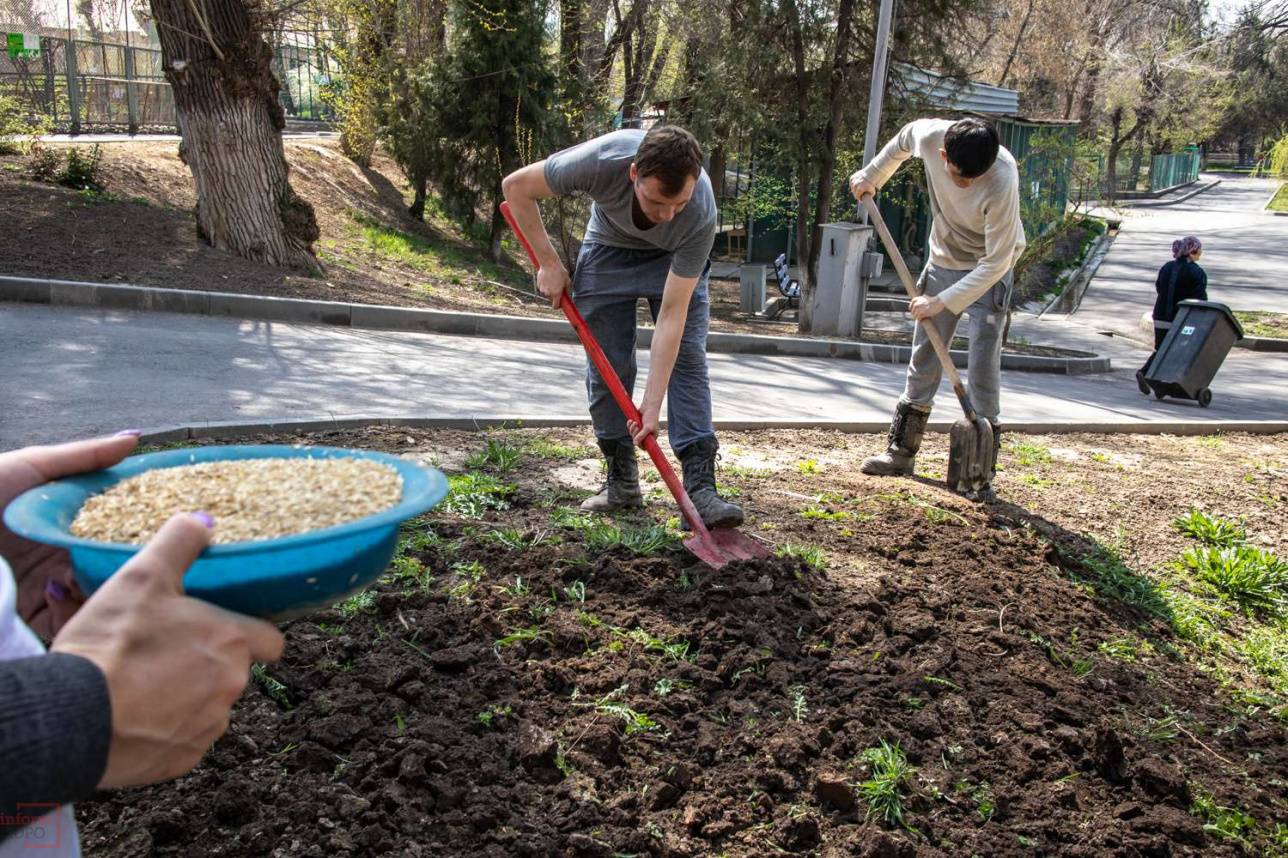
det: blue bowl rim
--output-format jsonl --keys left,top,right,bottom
{"left": 3, "top": 444, "right": 449, "bottom": 557}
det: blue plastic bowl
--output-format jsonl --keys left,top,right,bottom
{"left": 2, "top": 445, "right": 449, "bottom": 620}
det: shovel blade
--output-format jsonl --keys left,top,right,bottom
{"left": 946, "top": 416, "right": 995, "bottom": 495}
{"left": 684, "top": 528, "right": 772, "bottom": 568}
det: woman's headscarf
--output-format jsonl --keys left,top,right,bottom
{"left": 1172, "top": 236, "right": 1202, "bottom": 260}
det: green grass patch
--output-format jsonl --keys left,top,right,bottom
{"left": 337, "top": 589, "right": 377, "bottom": 618}
{"left": 1234, "top": 309, "right": 1288, "bottom": 339}
{"left": 466, "top": 436, "right": 523, "bottom": 472}
{"left": 585, "top": 685, "right": 662, "bottom": 736}
{"left": 252, "top": 663, "right": 294, "bottom": 709}
{"left": 724, "top": 463, "right": 775, "bottom": 478}
{"left": 526, "top": 437, "right": 597, "bottom": 460}
{"left": 1176, "top": 545, "right": 1287, "bottom": 615}
{"left": 1173, "top": 508, "right": 1246, "bottom": 547}
{"left": 443, "top": 472, "right": 516, "bottom": 518}
{"left": 1007, "top": 440, "right": 1052, "bottom": 467}
{"left": 1266, "top": 183, "right": 1288, "bottom": 213}
{"left": 800, "top": 504, "right": 850, "bottom": 521}
{"left": 550, "top": 507, "right": 679, "bottom": 556}
{"left": 856, "top": 740, "right": 917, "bottom": 830}
{"left": 349, "top": 211, "right": 526, "bottom": 289}
{"left": 776, "top": 542, "right": 827, "bottom": 571}
{"left": 1191, "top": 791, "right": 1256, "bottom": 844}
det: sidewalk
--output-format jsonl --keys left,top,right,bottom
{"left": 3, "top": 302, "right": 1284, "bottom": 450}
{"left": 1069, "top": 174, "right": 1288, "bottom": 345}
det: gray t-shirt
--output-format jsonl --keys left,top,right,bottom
{"left": 544, "top": 130, "right": 716, "bottom": 278}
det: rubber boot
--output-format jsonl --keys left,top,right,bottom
{"left": 676, "top": 436, "right": 744, "bottom": 530}
{"left": 861, "top": 402, "right": 931, "bottom": 476}
{"left": 580, "top": 438, "right": 643, "bottom": 513}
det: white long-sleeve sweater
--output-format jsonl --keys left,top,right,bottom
{"left": 857, "top": 118, "right": 1026, "bottom": 315}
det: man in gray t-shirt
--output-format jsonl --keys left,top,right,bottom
{"left": 501, "top": 125, "right": 742, "bottom": 529}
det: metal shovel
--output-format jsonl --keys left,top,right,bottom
{"left": 500, "top": 202, "right": 770, "bottom": 567}
{"left": 861, "top": 196, "right": 994, "bottom": 497}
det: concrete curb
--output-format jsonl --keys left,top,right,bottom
{"left": 1235, "top": 335, "right": 1288, "bottom": 353}
{"left": 0, "top": 275, "right": 1113, "bottom": 375}
{"left": 1122, "top": 179, "right": 1221, "bottom": 208}
{"left": 1038, "top": 229, "right": 1115, "bottom": 319}
{"left": 132, "top": 415, "right": 1288, "bottom": 445}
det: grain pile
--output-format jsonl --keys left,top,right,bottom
{"left": 70, "top": 458, "right": 403, "bottom": 545}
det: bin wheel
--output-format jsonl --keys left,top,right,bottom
{"left": 1154, "top": 389, "right": 1166, "bottom": 400}
{"left": 1135, "top": 370, "right": 1150, "bottom": 395}
{"left": 1198, "top": 388, "right": 1212, "bottom": 408}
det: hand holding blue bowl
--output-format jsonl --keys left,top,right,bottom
{"left": 4, "top": 444, "right": 450, "bottom": 620}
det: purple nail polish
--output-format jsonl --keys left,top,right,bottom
{"left": 114, "top": 429, "right": 143, "bottom": 438}
{"left": 45, "top": 580, "right": 68, "bottom": 601}
{"left": 191, "top": 511, "right": 215, "bottom": 529}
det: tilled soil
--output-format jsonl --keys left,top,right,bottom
{"left": 75, "top": 428, "right": 1288, "bottom": 856}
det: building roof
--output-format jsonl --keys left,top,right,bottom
{"left": 892, "top": 63, "right": 1021, "bottom": 116}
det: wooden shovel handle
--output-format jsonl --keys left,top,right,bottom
{"left": 861, "top": 196, "right": 978, "bottom": 421}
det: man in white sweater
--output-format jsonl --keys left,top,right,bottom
{"left": 850, "top": 117, "right": 1025, "bottom": 498}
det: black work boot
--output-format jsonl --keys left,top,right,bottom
{"left": 861, "top": 401, "right": 931, "bottom": 476}
{"left": 580, "top": 437, "right": 643, "bottom": 513}
{"left": 676, "top": 436, "right": 744, "bottom": 530}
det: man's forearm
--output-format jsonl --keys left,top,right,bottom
{"left": 501, "top": 194, "right": 560, "bottom": 269}
{"left": 857, "top": 121, "right": 918, "bottom": 189}
{"left": 500, "top": 163, "right": 561, "bottom": 269}
{"left": 641, "top": 276, "right": 698, "bottom": 415}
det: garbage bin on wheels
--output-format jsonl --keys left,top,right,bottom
{"left": 1140, "top": 300, "right": 1244, "bottom": 408}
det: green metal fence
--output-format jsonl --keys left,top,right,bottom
{"left": 1, "top": 32, "right": 333, "bottom": 131}
{"left": 1149, "top": 151, "right": 1201, "bottom": 193}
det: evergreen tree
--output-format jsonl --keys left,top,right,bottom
{"left": 423, "top": 0, "right": 557, "bottom": 260}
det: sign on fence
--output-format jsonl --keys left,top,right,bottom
{"left": 4, "top": 32, "right": 41, "bottom": 60}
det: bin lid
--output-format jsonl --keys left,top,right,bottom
{"left": 1177, "top": 300, "right": 1244, "bottom": 340}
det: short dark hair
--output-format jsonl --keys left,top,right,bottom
{"left": 635, "top": 125, "right": 703, "bottom": 196}
{"left": 944, "top": 118, "right": 1000, "bottom": 179}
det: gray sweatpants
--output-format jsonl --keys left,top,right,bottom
{"left": 900, "top": 264, "right": 1013, "bottom": 423}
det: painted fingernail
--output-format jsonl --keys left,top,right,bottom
{"left": 190, "top": 511, "right": 215, "bottom": 529}
{"left": 45, "top": 580, "right": 68, "bottom": 601}
{"left": 114, "top": 429, "right": 143, "bottom": 437}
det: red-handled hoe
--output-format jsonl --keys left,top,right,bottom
{"left": 500, "top": 201, "right": 770, "bottom": 569}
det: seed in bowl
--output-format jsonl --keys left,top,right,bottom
{"left": 70, "top": 458, "right": 403, "bottom": 545}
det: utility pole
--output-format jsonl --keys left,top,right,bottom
{"left": 859, "top": 0, "right": 895, "bottom": 224}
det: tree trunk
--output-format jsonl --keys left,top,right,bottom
{"left": 708, "top": 144, "right": 726, "bottom": 201}
{"left": 150, "top": 0, "right": 320, "bottom": 273}
{"left": 1103, "top": 107, "right": 1139, "bottom": 203}
{"left": 1129, "top": 132, "right": 1145, "bottom": 191}
{"left": 409, "top": 174, "right": 428, "bottom": 220}
{"left": 784, "top": 0, "right": 813, "bottom": 327}
{"left": 1105, "top": 109, "right": 1122, "bottom": 201}
{"left": 491, "top": 88, "right": 521, "bottom": 262}
{"left": 997, "top": 0, "right": 1035, "bottom": 88}
{"left": 560, "top": 0, "right": 584, "bottom": 104}
{"left": 801, "top": 0, "right": 856, "bottom": 332}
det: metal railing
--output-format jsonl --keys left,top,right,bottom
{"left": 1149, "top": 151, "right": 1200, "bottom": 193}
{"left": 1, "top": 34, "right": 332, "bottom": 131}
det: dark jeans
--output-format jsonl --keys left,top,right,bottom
{"left": 1141, "top": 323, "right": 1168, "bottom": 375}
{"left": 571, "top": 242, "right": 714, "bottom": 452}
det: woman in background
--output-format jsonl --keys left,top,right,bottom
{"left": 1137, "top": 235, "right": 1208, "bottom": 392}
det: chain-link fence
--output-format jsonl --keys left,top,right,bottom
{"left": 1, "top": 0, "right": 334, "bottom": 131}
